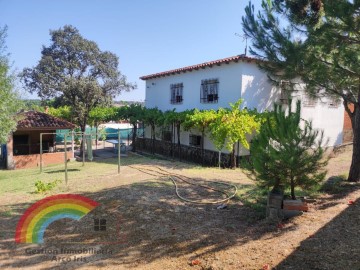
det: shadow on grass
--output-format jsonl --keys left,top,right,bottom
{"left": 0, "top": 179, "right": 274, "bottom": 270}
{"left": 276, "top": 196, "right": 360, "bottom": 270}
{"left": 45, "top": 169, "right": 81, "bottom": 174}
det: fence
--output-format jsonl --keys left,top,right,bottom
{"left": 135, "top": 137, "right": 240, "bottom": 167}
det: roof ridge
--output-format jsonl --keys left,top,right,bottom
{"left": 17, "top": 110, "right": 76, "bottom": 130}
{"left": 140, "top": 54, "right": 259, "bottom": 80}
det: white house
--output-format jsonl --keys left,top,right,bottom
{"left": 139, "top": 55, "right": 344, "bottom": 162}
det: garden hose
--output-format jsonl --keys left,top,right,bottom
{"left": 129, "top": 165, "right": 238, "bottom": 204}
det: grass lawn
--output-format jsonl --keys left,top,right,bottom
{"left": 0, "top": 154, "right": 150, "bottom": 196}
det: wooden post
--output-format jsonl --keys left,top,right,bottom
{"left": 64, "top": 135, "right": 68, "bottom": 185}
{"left": 218, "top": 151, "right": 221, "bottom": 169}
{"left": 82, "top": 132, "right": 85, "bottom": 166}
{"left": 71, "top": 130, "right": 75, "bottom": 159}
{"left": 40, "top": 133, "right": 43, "bottom": 173}
{"left": 118, "top": 129, "right": 121, "bottom": 174}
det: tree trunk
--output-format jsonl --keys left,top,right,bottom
{"left": 79, "top": 124, "right": 86, "bottom": 157}
{"left": 218, "top": 151, "right": 221, "bottom": 169}
{"left": 271, "top": 178, "right": 282, "bottom": 193}
{"left": 177, "top": 122, "right": 181, "bottom": 160}
{"left": 231, "top": 144, "right": 236, "bottom": 169}
{"left": 95, "top": 124, "right": 98, "bottom": 150}
{"left": 237, "top": 141, "right": 240, "bottom": 168}
{"left": 201, "top": 129, "right": 205, "bottom": 166}
{"left": 290, "top": 177, "right": 296, "bottom": 200}
{"left": 151, "top": 125, "right": 155, "bottom": 155}
{"left": 132, "top": 123, "right": 137, "bottom": 152}
{"left": 171, "top": 123, "right": 174, "bottom": 158}
{"left": 348, "top": 102, "right": 360, "bottom": 182}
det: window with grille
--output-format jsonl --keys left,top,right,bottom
{"left": 189, "top": 134, "right": 202, "bottom": 147}
{"left": 170, "top": 83, "right": 183, "bottom": 104}
{"left": 200, "top": 79, "right": 219, "bottom": 103}
{"left": 302, "top": 94, "right": 316, "bottom": 107}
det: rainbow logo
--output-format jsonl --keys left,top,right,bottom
{"left": 15, "top": 194, "right": 99, "bottom": 244}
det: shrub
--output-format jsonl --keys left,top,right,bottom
{"left": 35, "top": 179, "right": 62, "bottom": 193}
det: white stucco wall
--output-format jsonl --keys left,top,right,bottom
{"left": 143, "top": 59, "right": 344, "bottom": 152}
{"left": 145, "top": 60, "right": 278, "bottom": 112}
{"left": 300, "top": 96, "right": 344, "bottom": 147}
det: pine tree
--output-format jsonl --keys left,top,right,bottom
{"left": 250, "top": 101, "right": 327, "bottom": 199}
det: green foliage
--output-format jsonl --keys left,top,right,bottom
{"left": 142, "top": 107, "right": 163, "bottom": 153}
{"left": 34, "top": 179, "right": 61, "bottom": 193}
{"left": 98, "top": 126, "right": 107, "bottom": 141}
{"left": 116, "top": 104, "right": 144, "bottom": 151}
{"left": 183, "top": 108, "right": 216, "bottom": 133}
{"left": 162, "top": 109, "right": 177, "bottom": 126}
{"left": 209, "top": 99, "right": 260, "bottom": 152}
{"left": 0, "top": 25, "right": 23, "bottom": 144}
{"left": 143, "top": 107, "right": 163, "bottom": 130}
{"left": 47, "top": 106, "right": 72, "bottom": 121}
{"left": 183, "top": 99, "right": 261, "bottom": 167}
{"left": 88, "top": 106, "right": 116, "bottom": 127}
{"left": 116, "top": 103, "right": 144, "bottom": 124}
{"left": 21, "top": 25, "right": 136, "bottom": 132}
{"left": 162, "top": 109, "right": 192, "bottom": 149}
{"left": 133, "top": 103, "right": 262, "bottom": 167}
{"left": 23, "top": 99, "right": 43, "bottom": 111}
{"left": 250, "top": 100, "right": 328, "bottom": 199}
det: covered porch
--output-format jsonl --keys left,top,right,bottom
{"left": 6, "top": 111, "right": 76, "bottom": 169}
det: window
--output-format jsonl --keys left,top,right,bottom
{"left": 328, "top": 97, "right": 340, "bottom": 108}
{"left": 201, "top": 79, "right": 219, "bottom": 103}
{"left": 189, "top": 134, "right": 202, "bottom": 147}
{"left": 170, "top": 83, "right": 183, "bottom": 104}
{"left": 94, "top": 218, "right": 106, "bottom": 231}
{"left": 13, "top": 135, "right": 29, "bottom": 155}
{"left": 162, "top": 130, "right": 172, "bottom": 142}
{"left": 279, "top": 89, "right": 289, "bottom": 104}
{"left": 302, "top": 94, "right": 316, "bottom": 107}
{"left": 279, "top": 80, "right": 291, "bottom": 105}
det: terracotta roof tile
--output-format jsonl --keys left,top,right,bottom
{"left": 16, "top": 111, "right": 76, "bottom": 130}
{"left": 140, "top": 55, "right": 260, "bottom": 80}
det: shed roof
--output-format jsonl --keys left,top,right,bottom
{"left": 16, "top": 111, "right": 76, "bottom": 130}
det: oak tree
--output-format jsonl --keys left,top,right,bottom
{"left": 21, "top": 25, "right": 136, "bottom": 137}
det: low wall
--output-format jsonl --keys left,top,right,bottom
{"left": 13, "top": 151, "right": 73, "bottom": 169}
{"left": 135, "top": 137, "right": 241, "bottom": 167}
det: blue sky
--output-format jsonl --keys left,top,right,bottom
{"left": 1, "top": 0, "right": 262, "bottom": 101}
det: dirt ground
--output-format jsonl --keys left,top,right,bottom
{"left": 0, "top": 146, "right": 359, "bottom": 270}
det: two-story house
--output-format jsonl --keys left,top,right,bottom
{"left": 139, "top": 55, "right": 344, "bottom": 166}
